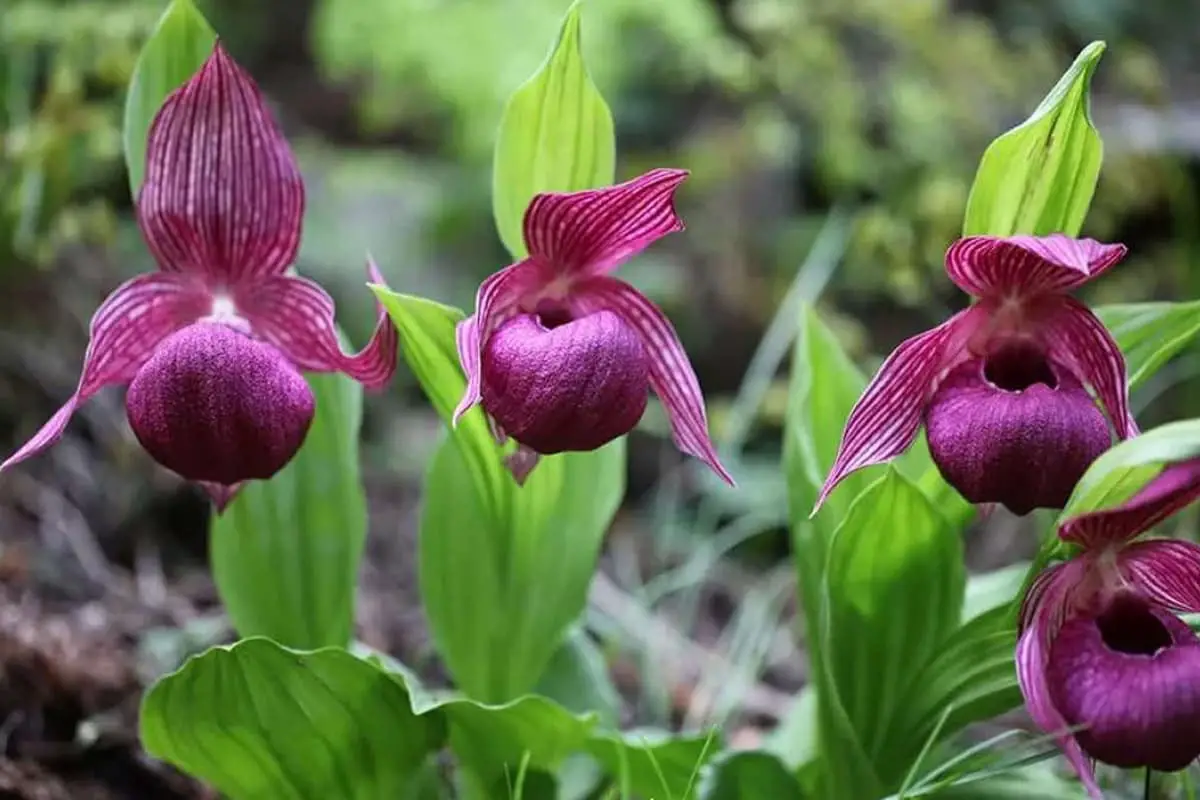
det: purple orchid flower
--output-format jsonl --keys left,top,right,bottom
{"left": 1018, "top": 458, "right": 1200, "bottom": 796}
{"left": 0, "top": 43, "right": 398, "bottom": 510}
{"left": 816, "top": 234, "right": 1137, "bottom": 515}
{"left": 453, "top": 169, "right": 732, "bottom": 485}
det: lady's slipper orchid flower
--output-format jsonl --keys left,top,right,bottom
{"left": 0, "top": 43, "right": 397, "bottom": 510}
{"left": 1018, "top": 458, "right": 1200, "bottom": 796}
{"left": 817, "top": 234, "right": 1137, "bottom": 515}
{"left": 454, "top": 169, "right": 732, "bottom": 485}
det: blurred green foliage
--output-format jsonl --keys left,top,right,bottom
{"left": 0, "top": 0, "right": 160, "bottom": 267}
{"left": 309, "top": 0, "right": 1190, "bottom": 316}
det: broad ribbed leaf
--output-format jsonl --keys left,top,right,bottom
{"left": 1096, "top": 300, "right": 1200, "bottom": 391}
{"left": 373, "top": 289, "right": 625, "bottom": 702}
{"left": 535, "top": 628, "right": 622, "bottom": 725}
{"left": 963, "top": 42, "right": 1105, "bottom": 237}
{"left": 824, "top": 468, "right": 965, "bottom": 792}
{"left": 139, "top": 638, "right": 445, "bottom": 799}
{"left": 492, "top": 0, "right": 616, "bottom": 259}
{"left": 123, "top": 0, "right": 215, "bottom": 195}
{"left": 210, "top": 371, "right": 365, "bottom": 649}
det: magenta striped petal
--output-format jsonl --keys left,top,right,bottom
{"left": 0, "top": 273, "right": 210, "bottom": 471}
{"left": 815, "top": 308, "right": 977, "bottom": 513}
{"left": 235, "top": 261, "right": 397, "bottom": 389}
{"left": 1060, "top": 459, "right": 1200, "bottom": 549}
{"left": 453, "top": 259, "right": 544, "bottom": 425}
{"left": 945, "top": 235, "right": 1127, "bottom": 298}
{"left": 522, "top": 168, "right": 687, "bottom": 278}
{"left": 1039, "top": 295, "right": 1138, "bottom": 440}
{"left": 1121, "top": 539, "right": 1200, "bottom": 614}
{"left": 1015, "top": 626, "right": 1102, "bottom": 798}
{"left": 571, "top": 276, "right": 733, "bottom": 484}
{"left": 137, "top": 42, "right": 303, "bottom": 282}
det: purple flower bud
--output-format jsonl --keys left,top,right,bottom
{"left": 126, "top": 322, "right": 315, "bottom": 485}
{"left": 481, "top": 310, "right": 649, "bottom": 454}
{"left": 924, "top": 342, "right": 1111, "bottom": 514}
{"left": 1045, "top": 592, "right": 1200, "bottom": 772}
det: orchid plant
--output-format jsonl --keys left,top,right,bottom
{"left": 11, "top": 1, "right": 1200, "bottom": 798}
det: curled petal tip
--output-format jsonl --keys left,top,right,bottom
{"left": 505, "top": 446, "right": 541, "bottom": 486}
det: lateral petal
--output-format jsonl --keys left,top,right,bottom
{"left": 570, "top": 276, "right": 733, "bottom": 484}
{"left": 945, "top": 234, "right": 1126, "bottom": 298}
{"left": 137, "top": 42, "right": 303, "bottom": 282}
{"left": 1039, "top": 295, "right": 1138, "bottom": 439}
{"left": 1, "top": 273, "right": 209, "bottom": 470}
{"left": 1016, "top": 624, "right": 1102, "bottom": 799}
{"left": 452, "top": 259, "right": 545, "bottom": 425}
{"left": 523, "top": 168, "right": 687, "bottom": 277}
{"left": 815, "top": 309, "right": 975, "bottom": 513}
{"left": 235, "top": 259, "right": 398, "bottom": 389}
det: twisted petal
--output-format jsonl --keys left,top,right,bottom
{"left": 235, "top": 259, "right": 398, "bottom": 389}
{"left": 1039, "top": 295, "right": 1138, "bottom": 440}
{"left": 1120, "top": 538, "right": 1200, "bottom": 613}
{"left": 1060, "top": 458, "right": 1200, "bottom": 549}
{"left": 946, "top": 234, "right": 1127, "bottom": 298}
{"left": 137, "top": 42, "right": 303, "bottom": 282}
{"left": 453, "top": 260, "right": 545, "bottom": 424}
{"left": 815, "top": 308, "right": 978, "bottom": 513}
{"left": 1016, "top": 626, "right": 1102, "bottom": 798}
{"left": 570, "top": 276, "right": 733, "bottom": 484}
{"left": 0, "top": 273, "right": 209, "bottom": 470}
{"left": 523, "top": 168, "right": 687, "bottom": 277}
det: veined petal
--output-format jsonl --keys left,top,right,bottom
{"left": 523, "top": 168, "right": 686, "bottom": 278}
{"left": 945, "top": 235, "right": 1127, "bottom": 298}
{"left": 137, "top": 42, "right": 303, "bottom": 282}
{"left": 1, "top": 273, "right": 209, "bottom": 470}
{"left": 1015, "top": 627, "right": 1102, "bottom": 799}
{"left": 570, "top": 276, "right": 733, "bottom": 484}
{"left": 1120, "top": 539, "right": 1200, "bottom": 613}
{"left": 1039, "top": 296, "right": 1138, "bottom": 440}
{"left": 1060, "top": 459, "right": 1200, "bottom": 549}
{"left": 453, "top": 259, "right": 545, "bottom": 425}
{"left": 235, "top": 260, "right": 397, "bottom": 389}
{"left": 815, "top": 308, "right": 977, "bottom": 513}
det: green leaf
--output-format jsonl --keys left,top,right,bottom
{"left": 140, "top": 638, "right": 446, "bottom": 800}
{"left": 535, "top": 628, "right": 622, "bottom": 725}
{"left": 123, "top": 0, "right": 216, "bottom": 196}
{"left": 1059, "top": 418, "right": 1200, "bottom": 521}
{"left": 441, "top": 694, "right": 597, "bottom": 785}
{"left": 1096, "top": 300, "right": 1200, "bottom": 392}
{"left": 696, "top": 751, "right": 807, "bottom": 799}
{"left": 783, "top": 305, "right": 873, "bottom": 533}
{"left": 491, "top": 0, "right": 616, "bottom": 259}
{"left": 823, "top": 468, "right": 965, "bottom": 792}
{"left": 210, "top": 372, "right": 366, "bottom": 649}
{"left": 900, "top": 605, "right": 1021, "bottom": 757}
{"left": 373, "top": 289, "right": 625, "bottom": 702}
{"left": 586, "top": 729, "right": 719, "bottom": 799}
{"left": 962, "top": 42, "right": 1105, "bottom": 237}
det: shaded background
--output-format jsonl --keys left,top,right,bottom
{"left": 1, "top": 0, "right": 1199, "bottom": 796}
